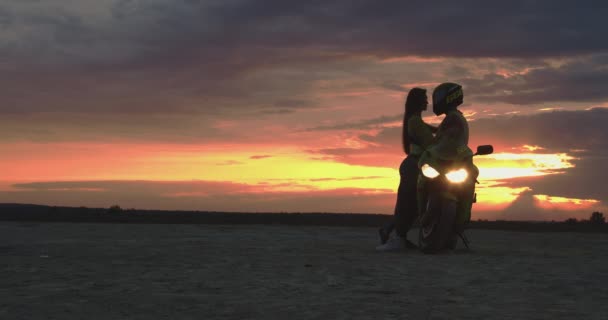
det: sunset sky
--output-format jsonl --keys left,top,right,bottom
{"left": 1, "top": 0, "right": 607, "bottom": 220}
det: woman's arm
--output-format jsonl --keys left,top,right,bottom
{"left": 425, "top": 123, "right": 438, "bottom": 134}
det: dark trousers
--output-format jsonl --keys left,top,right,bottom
{"left": 382, "top": 155, "right": 420, "bottom": 237}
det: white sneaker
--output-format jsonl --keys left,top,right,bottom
{"left": 375, "top": 234, "right": 405, "bottom": 252}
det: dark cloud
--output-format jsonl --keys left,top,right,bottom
{"left": 0, "top": 113, "right": 234, "bottom": 143}
{"left": 249, "top": 155, "right": 273, "bottom": 160}
{"left": 470, "top": 108, "right": 608, "bottom": 208}
{"left": 359, "top": 126, "right": 401, "bottom": 146}
{"left": 308, "top": 108, "right": 608, "bottom": 204}
{"left": 5, "top": 0, "right": 607, "bottom": 62}
{"left": 306, "top": 115, "right": 424, "bottom": 167}
{"left": 310, "top": 108, "right": 608, "bottom": 160}
{"left": 468, "top": 108, "right": 608, "bottom": 154}
{"left": 380, "top": 81, "right": 409, "bottom": 92}
{"left": 306, "top": 114, "right": 402, "bottom": 131}
{"left": 6, "top": 0, "right": 608, "bottom": 66}
{"left": 2, "top": 0, "right": 608, "bottom": 115}
{"left": 0, "top": 7, "right": 12, "bottom": 27}
{"left": 462, "top": 55, "right": 608, "bottom": 104}
{"left": 273, "top": 99, "right": 318, "bottom": 109}
{"left": 496, "top": 190, "right": 603, "bottom": 221}
{"left": 502, "top": 156, "right": 608, "bottom": 202}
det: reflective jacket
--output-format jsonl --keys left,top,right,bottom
{"left": 427, "top": 109, "right": 473, "bottom": 160}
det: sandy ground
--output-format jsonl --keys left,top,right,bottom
{"left": 1, "top": 222, "right": 607, "bottom": 320}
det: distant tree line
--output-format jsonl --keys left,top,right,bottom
{"left": 0, "top": 204, "right": 606, "bottom": 233}
{"left": 565, "top": 211, "right": 605, "bottom": 226}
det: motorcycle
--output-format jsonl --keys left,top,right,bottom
{"left": 417, "top": 145, "right": 494, "bottom": 253}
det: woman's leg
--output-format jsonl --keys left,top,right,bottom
{"left": 394, "top": 156, "right": 420, "bottom": 238}
{"left": 378, "top": 220, "right": 395, "bottom": 244}
{"left": 378, "top": 157, "right": 408, "bottom": 243}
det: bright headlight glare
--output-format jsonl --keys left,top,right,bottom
{"left": 446, "top": 168, "right": 468, "bottom": 183}
{"left": 421, "top": 164, "right": 440, "bottom": 178}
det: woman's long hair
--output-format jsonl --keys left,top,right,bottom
{"left": 402, "top": 88, "right": 427, "bottom": 154}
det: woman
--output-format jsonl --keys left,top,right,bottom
{"left": 376, "top": 87, "right": 437, "bottom": 251}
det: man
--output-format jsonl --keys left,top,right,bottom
{"left": 427, "top": 82, "right": 473, "bottom": 162}
{"left": 419, "top": 82, "right": 476, "bottom": 235}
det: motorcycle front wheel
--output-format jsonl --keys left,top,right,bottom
{"left": 418, "top": 194, "right": 458, "bottom": 254}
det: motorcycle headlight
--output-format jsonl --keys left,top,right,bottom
{"left": 446, "top": 168, "right": 468, "bottom": 183}
{"left": 421, "top": 164, "right": 440, "bottom": 179}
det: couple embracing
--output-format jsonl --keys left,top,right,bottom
{"left": 377, "top": 82, "right": 472, "bottom": 251}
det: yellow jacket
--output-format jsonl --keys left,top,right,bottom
{"left": 427, "top": 110, "right": 473, "bottom": 160}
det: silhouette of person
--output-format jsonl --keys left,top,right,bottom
{"left": 426, "top": 82, "right": 473, "bottom": 162}
{"left": 421, "top": 82, "right": 475, "bottom": 235}
{"left": 376, "top": 88, "right": 437, "bottom": 251}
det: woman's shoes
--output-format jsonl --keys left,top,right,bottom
{"left": 378, "top": 227, "right": 390, "bottom": 244}
{"left": 376, "top": 234, "right": 404, "bottom": 251}
{"left": 376, "top": 234, "right": 418, "bottom": 252}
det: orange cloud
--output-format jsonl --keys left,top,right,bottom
{"left": 521, "top": 145, "right": 545, "bottom": 152}
{"left": 0, "top": 139, "right": 599, "bottom": 218}
{"left": 0, "top": 142, "right": 397, "bottom": 192}
{"left": 533, "top": 194, "right": 600, "bottom": 211}
{"left": 249, "top": 155, "right": 273, "bottom": 160}
{"left": 474, "top": 181, "right": 531, "bottom": 211}
{"left": 476, "top": 152, "right": 576, "bottom": 181}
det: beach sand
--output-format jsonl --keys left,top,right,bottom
{"left": 1, "top": 222, "right": 607, "bottom": 319}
